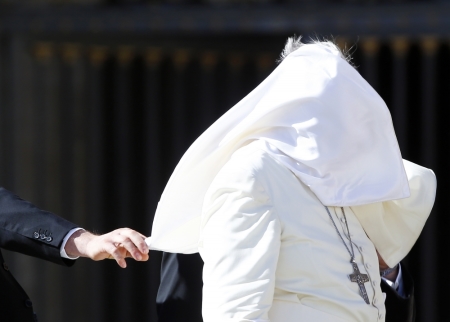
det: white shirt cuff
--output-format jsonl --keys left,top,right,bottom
{"left": 382, "top": 263, "right": 405, "bottom": 297}
{"left": 60, "top": 228, "right": 85, "bottom": 260}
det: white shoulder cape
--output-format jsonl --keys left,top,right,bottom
{"left": 146, "top": 42, "right": 416, "bottom": 254}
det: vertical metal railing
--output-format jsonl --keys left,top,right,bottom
{"left": 112, "top": 45, "right": 135, "bottom": 322}
{"left": 171, "top": 49, "right": 191, "bottom": 160}
{"left": 144, "top": 47, "right": 164, "bottom": 322}
{"left": 86, "top": 45, "right": 108, "bottom": 322}
{"left": 418, "top": 36, "right": 439, "bottom": 322}
{"left": 361, "top": 37, "right": 380, "bottom": 91}
{"left": 391, "top": 37, "right": 409, "bottom": 156}
{"left": 8, "top": 35, "right": 43, "bottom": 317}
{"left": 199, "top": 51, "right": 218, "bottom": 130}
{"left": 33, "top": 42, "right": 65, "bottom": 322}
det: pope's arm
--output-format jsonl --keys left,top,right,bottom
{"left": 199, "top": 156, "right": 281, "bottom": 322}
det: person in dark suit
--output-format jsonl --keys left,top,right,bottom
{"left": 157, "top": 253, "right": 415, "bottom": 322}
{"left": 0, "top": 187, "right": 149, "bottom": 322}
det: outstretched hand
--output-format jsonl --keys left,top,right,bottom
{"left": 65, "top": 228, "right": 149, "bottom": 268}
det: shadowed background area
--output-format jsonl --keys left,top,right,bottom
{"left": 0, "top": 0, "right": 449, "bottom": 321}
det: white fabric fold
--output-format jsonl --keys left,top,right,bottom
{"left": 147, "top": 42, "right": 410, "bottom": 253}
{"left": 352, "top": 159, "right": 436, "bottom": 267}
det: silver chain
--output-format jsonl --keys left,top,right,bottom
{"left": 324, "top": 206, "right": 355, "bottom": 263}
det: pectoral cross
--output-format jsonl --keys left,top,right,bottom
{"left": 349, "top": 261, "right": 370, "bottom": 304}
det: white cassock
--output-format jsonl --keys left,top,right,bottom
{"left": 146, "top": 40, "right": 436, "bottom": 321}
{"left": 199, "top": 140, "right": 435, "bottom": 322}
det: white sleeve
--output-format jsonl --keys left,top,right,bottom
{"left": 382, "top": 263, "right": 406, "bottom": 297}
{"left": 60, "top": 227, "right": 85, "bottom": 259}
{"left": 199, "top": 165, "right": 281, "bottom": 322}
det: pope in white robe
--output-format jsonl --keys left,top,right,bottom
{"left": 146, "top": 38, "right": 436, "bottom": 322}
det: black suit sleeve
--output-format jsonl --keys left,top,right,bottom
{"left": 382, "top": 263, "right": 415, "bottom": 322}
{"left": 0, "top": 187, "right": 78, "bottom": 266}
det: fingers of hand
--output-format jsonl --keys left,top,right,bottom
{"left": 99, "top": 229, "right": 149, "bottom": 267}
{"left": 104, "top": 243, "right": 128, "bottom": 268}
{"left": 116, "top": 258, "right": 127, "bottom": 269}
{"left": 106, "top": 244, "right": 129, "bottom": 258}
{"left": 108, "top": 237, "right": 148, "bottom": 262}
{"left": 113, "top": 228, "right": 149, "bottom": 255}
{"left": 116, "top": 239, "right": 143, "bottom": 261}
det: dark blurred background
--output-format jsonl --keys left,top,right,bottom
{"left": 0, "top": 0, "right": 449, "bottom": 321}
